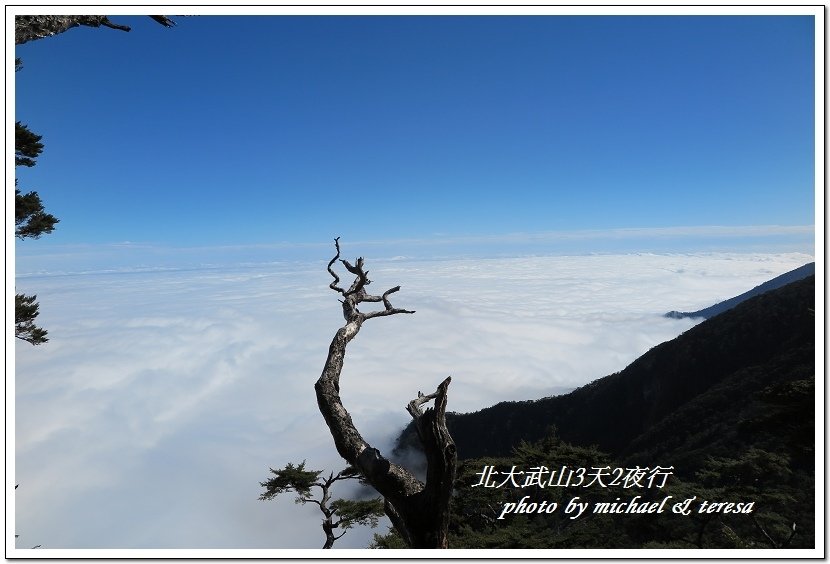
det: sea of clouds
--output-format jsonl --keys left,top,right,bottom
{"left": 12, "top": 248, "right": 814, "bottom": 550}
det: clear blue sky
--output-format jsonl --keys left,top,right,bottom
{"left": 14, "top": 14, "right": 816, "bottom": 248}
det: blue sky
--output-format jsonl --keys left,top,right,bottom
{"left": 14, "top": 13, "right": 816, "bottom": 253}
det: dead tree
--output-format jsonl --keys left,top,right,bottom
{"left": 15, "top": 15, "right": 176, "bottom": 45}
{"left": 315, "top": 238, "right": 457, "bottom": 548}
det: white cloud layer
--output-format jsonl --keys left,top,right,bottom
{"left": 12, "top": 250, "right": 814, "bottom": 550}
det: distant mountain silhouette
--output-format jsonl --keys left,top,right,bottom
{"left": 665, "top": 262, "right": 814, "bottom": 320}
{"left": 394, "top": 275, "right": 815, "bottom": 472}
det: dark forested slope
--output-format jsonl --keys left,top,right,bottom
{"left": 395, "top": 276, "right": 815, "bottom": 465}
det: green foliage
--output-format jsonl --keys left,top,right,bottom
{"left": 15, "top": 115, "right": 57, "bottom": 344}
{"left": 259, "top": 461, "right": 384, "bottom": 548}
{"left": 15, "top": 185, "right": 59, "bottom": 240}
{"left": 14, "top": 122, "right": 57, "bottom": 240}
{"left": 513, "top": 427, "right": 611, "bottom": 469}
{"left": 697, "top": 448, "right": 792, "bottom": 490}
{"left": 444, "top": 430, "right": 642, "bottom": 549}
{"left": 15, "top": 121, "right": 43, "bottom": 167}
{"left": 329, "top": 497, "right": 385, "bottom": 529}
{"left": 369, "top": 527, "right": 408, "bottom": 549}
{"left": 693, "top": 449, "right": 802, "bottom": 548}
{"left": 437, "top": 427, "right": 812, "bottom": 549}
{"left": 15, "top": 293, "right": 48, "bottom": 345}
{"left": 259, "top": 461, "right": 321, "bottom": 502}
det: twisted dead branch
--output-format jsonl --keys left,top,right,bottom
{"left": 315, "top": 238, "right": 457, "bottom": 548}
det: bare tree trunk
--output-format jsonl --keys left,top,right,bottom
{"left": 16, "top": 16, "right": 130, "bottom": 44}
{"left": 318, "top": 481, "right": 337, "bottom": 549}
{"left": 315, "top": 238, "right": 457, "bottom": 548}
{"left": 15, "top": 15, "right": 175, "bottom": 45}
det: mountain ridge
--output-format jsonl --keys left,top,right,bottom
{"left": 665, "top": 262, "right": 814, "bottom": 320}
